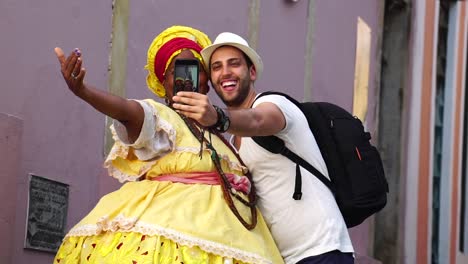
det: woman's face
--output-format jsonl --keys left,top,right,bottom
{"left": 163, "top": 49, "right": 209, "bottom": 101}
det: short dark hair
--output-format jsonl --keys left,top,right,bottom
{"left": 242, "top": 53, "right": 253, "bottom": 68}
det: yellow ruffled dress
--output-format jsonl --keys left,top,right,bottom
{"left": 54, "top": 99, "right": 284, "bottom": 264}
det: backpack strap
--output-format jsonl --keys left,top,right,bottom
{"left": 252, "top": 92, "right": 334, "bottom": 200}
{"left": 279, "top": 144, "right": 334, "bottom": 190}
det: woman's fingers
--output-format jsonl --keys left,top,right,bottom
{"left": 65, "top": 52, "right": 78, "bottom": 76}
{"left": 54, "top": 47, "right": 66, "bottom": 65}
{"left": 71, "top": 57, "right": 82, "bottom": 79}
{"left": 76, "top": 67, "right": 86, "bottom": 83}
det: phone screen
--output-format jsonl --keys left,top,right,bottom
{"left": 173, "top": 59, "right": 200, "bottom": 95}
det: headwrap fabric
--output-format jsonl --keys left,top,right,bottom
{"left": 145, "top": 26, "right": 212, "bottom": 98}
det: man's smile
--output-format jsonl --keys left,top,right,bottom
{"left": 221, "top": 80, "right": 238, "bottom": 91}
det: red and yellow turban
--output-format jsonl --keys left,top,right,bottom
{"left": 145, "top": 25, "right": 212, "bottom": 98}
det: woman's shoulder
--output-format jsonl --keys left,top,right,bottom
{"left": 139, "top": 98, "right": 165, "bottom": 108}
{"left": 135, "top": 99, "right": 179, "bottom": 118}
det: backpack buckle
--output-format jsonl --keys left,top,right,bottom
{"left": 293, "top": 192, "right": 302, "bottom": 200}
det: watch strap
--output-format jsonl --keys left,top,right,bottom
{"left": 211, "top": 105, "right": 230, "bottom": 132}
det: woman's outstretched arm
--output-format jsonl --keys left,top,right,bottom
{"left": 54, "top": 47, "right": 144, "bottom": 142}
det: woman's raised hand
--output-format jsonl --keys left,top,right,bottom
{"left": 54, "top": 47, "right": 87, "bottom": 96}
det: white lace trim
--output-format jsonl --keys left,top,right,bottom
{"left": 106, "top": 129, "right": 129, "bottom": 161}
{"left": 104, "top": 161, "right": 156, "bottom": 183}
{"left": 156, "top": 114, "right": 176, "bottom": 147}
{"left": 103, "top": 134, "right": 157, "bottom": 183}
{"left": 66, "top": 214, "right": 271, "bottom": 264}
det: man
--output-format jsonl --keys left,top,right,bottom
{"left": 172, "top": 32, "right": 354, "bottom": 264}
{"left": 184, "top": 78, "right": 195, "bottom": 91}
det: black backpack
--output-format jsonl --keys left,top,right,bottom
{"left": 252, "top": 91, "right": 389, "bottom": 228}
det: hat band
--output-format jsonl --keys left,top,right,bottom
{"left": 154, "top": 37, "right": 202, "bottom": 83}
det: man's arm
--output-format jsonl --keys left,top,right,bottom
{"left": 172, "top": 91, "right": 285, "bottom": 137}
{"left": 225, "top": 102, "right": 285, "bottom": 136}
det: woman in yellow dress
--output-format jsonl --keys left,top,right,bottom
{"left": 52, "top": 25, "right": 284, "bottom": 264}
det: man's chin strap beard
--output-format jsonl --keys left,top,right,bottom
{"left": 222, "top": 98, "right": 235, "bottom": 108}
{"left": 222, "top": 95, "right": 242, "bottom": 108}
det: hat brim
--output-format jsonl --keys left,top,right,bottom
{"left": 201, "top": 42, "right": 263, "bottom": 79}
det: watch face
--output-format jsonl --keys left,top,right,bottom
{"left": 222, "top": 118, "right": 230, "bottom": 132}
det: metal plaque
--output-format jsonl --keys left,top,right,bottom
{"left": 24, "top": 174, "right": 69, "bottom": 252}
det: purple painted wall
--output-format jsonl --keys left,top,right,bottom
{"left": 311, "top": 0, "right": 382, "bottom": 126}
{"left": 1, "top": 1, "right": 111, "bottom": 263}
{"left": 0, "top": 114, "right": 22, "bottom": 263}
{"left": 0, "top": 1, "right": 383, "bottom": 263}
{"left": 257, "top": 0, "right": 309, "bottom": 100}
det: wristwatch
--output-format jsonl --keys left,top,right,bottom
{"left": 212, "top": 105, "right": 231, "bottom": 132}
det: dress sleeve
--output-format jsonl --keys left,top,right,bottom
{"left": 111, "top": 99, "right": 174, "bottom": 161}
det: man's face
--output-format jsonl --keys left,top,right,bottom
{"left": 209, "top": 46, "right": 255, "bottom": 107}
{"left": 184, "top": 79, "right": 194, "bottom": 91}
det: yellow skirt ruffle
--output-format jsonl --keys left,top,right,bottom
{"left": 54, "top": 232, "right": 250, "bottom": 264}
{"left": 54, "top": 180, "right": 283, "bottom": 264}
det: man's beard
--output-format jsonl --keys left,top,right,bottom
{"left": 216, "top": 77, "right": 250, "bottom": 107}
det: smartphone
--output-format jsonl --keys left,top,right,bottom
{"left": 173, "top": 59, "right": 200, "bottom": 95}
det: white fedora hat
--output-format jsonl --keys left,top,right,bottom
{"left": 201, "top": 32, "right": 263, "bottom": 79}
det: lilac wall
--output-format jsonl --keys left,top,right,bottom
{"left": 0, "top": 114, "right": 22, "bottom": 263}
{"left": 257, "top": 0, "right": 309, "bottom": 100}
{"left": 311, "top": 0, "right": 382, "bottom": 119}
{"left": 1, "top": 1, "right": 111, "bottom": 263}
